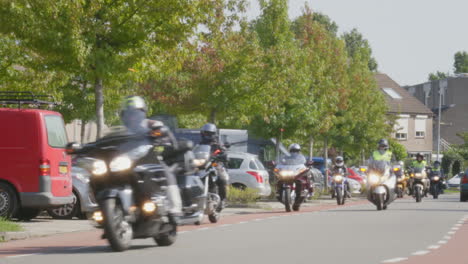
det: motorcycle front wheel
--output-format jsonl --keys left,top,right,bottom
{"left": 376, "top": 193, "right": 384, "bottom": 211}
{"left": 415, "top": 187, "right": 422, "bottom": 203}
{"left": 432, "top": 185, "right": 439, "bottom": 199}
{"left": 336, "top": 188, "right": 343, "bottom": 205}
{"left": 154, "top": 223, "right": 177, "bottom": 246}
{"left": 284, "top": 188, "right": 292, "bottom": 212}
{"left": 102, "top": 198, "right": 133, "bottom": 252}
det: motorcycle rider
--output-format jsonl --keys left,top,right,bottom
{"left": 430, "top": 160, "right": 445, "bottom": 194}
{"left": 369, "top": 139, "right": 395, "bottom": 163}
{"left": 410, "top": 153, "right": 429, "bottom": 196}
{"left": 331, "top": 156, "right": 351, "bottom": 198}
{"left": 120, "top": 96, "right": 182, "bottom": 223}
{"left": 199, "top": 123, "right": 229, "bottom": 210}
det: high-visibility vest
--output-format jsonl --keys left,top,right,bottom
{"left": 372, "top": 150, "right": 392, "bottom": 162}
{"left": 412, "top": 160, "right": 427, "bottom": 169}
{"left": 433, "top": 167, "right": 441, "bottom": 172}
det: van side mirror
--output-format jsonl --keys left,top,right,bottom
{"left": 65, "top": 142, "right": 81, "bottom": 155}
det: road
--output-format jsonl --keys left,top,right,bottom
{"left": 1, "top": 194, "right": 467, "bottom": 264}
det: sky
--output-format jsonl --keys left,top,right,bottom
{"left": 244, "top": 0, "right": 468, "bottom": 86}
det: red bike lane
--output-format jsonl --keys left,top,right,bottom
{"left": 0, "top": 200, "right": 368, "bottom": 258}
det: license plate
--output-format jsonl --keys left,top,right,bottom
{"left": 59, "top": 166, "right": 68, "bottom": 174}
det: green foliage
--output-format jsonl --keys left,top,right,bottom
{"left": 389, "top": 139, "right": 408, "bottom": 161}
{"left": 454, "top": 51, "right": 468, "bottom": 74}
{"left": 0, "top": 218, "right": 22, "bottom": 232}
{"left": 428, "top": 71, "right": 448, "bottom": 81}
{"left": 227, "top": 186, "right": 260, "bottom": 204}
{"left": 343, "top": 29, "right": 378, "bottom": 72}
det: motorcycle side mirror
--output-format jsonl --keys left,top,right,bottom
{"left": 150, "top": 125, "right": 170, "bottom": 138}
{"left": 306, "top": 160, "right": 314, "bottom": 167}
{"left": 266, "top": 160, "right": 276, "bottom": 169}
{"left": 65, "top": 142, "right": 81, "bottom": 155}
{"left": 178, "top": 139, "right": 194, "bottom": 151}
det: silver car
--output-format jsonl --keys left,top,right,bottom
{"left": 227, "top": 152, "right": 272, "bottom": 197}
{"left": 47, "top": 166, "right": 98, "bottom": 219}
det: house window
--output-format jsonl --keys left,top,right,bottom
{"left": 416, "top": 131, "right": 425, "bottom": 138}
{"left": 415, "top": 116, "right": 426, "bottom": 139}
{"left": 383, "top": 88, "right": 402, "bottom": 99}
{"left": 396, "top": 133, "right": 407, "bottom": 140}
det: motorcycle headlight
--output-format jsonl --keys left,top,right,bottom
{"left": 109, "top": 156, "right": 132, "bottom": 172}
{"left": 333, "top": 175, "right": 343, "bottom": 183}
{"left": 92, "top": 160, "right": 108, "bottom": 176}
{"left": 414, "top": 173, "right": 423, "bottom": 179}
{"left": 397, "top": 178, "right": 404, "bottom": 183}
{"left": 368, "top": 174, "right": 380, "bottom": 185}
{"left": 279, "top": 170, "right": 295, "bottom": 177}
{"left": 433, "top": 176, "right": 440, "bottom": 181}
{"left": 193, "top": 159, "right": 207, "bottom": 167}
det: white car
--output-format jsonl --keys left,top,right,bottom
{"left": 448, "top": 174, "right": 461, "bottom": 188}
{"left": 226, "top": 152, "right": 272, "bottom": 197}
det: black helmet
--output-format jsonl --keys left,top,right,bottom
{"left": 416, "top": 153, "right": 424, "bottom": 160}
{"left": 201, "top": 123, "right": 217, "bottom": 142}
{"left": 335, "top": 156, "right": 344, "bottom": 167}
{"left": 378, "top": 139, "right": 389, "bottom": 150}
{"left": 434, "top": 160, "right": 441, "bottom": 165}
{"left": 288, "top": 143, "right": 301, "bottom": 153}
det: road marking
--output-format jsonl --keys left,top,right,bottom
{"left": 451, "top": 227, "right": 459, "bottom": 230}
{"left": 447, "top": 231, "right": 456, "bottom": 235}
{"left": 412, "top": 250, "right": 430, "bottom": 256}
{"left": 197, "top": 227, "right": 210, "bottom": 231}
{"left": 238, "top": 221, "right": 248, "bottom": 224}
{"left": 253, "top": 218, "right": 263, "bottom": 222}
{"left": 6, "top": 254, "right": 39, "bottom": 259}
{"left": 438, "top": 240, "right": 447, "bottom": 244}
{"left": 381, "top": 257, "right": 408, "bottom": 263}
{"left": 268, "top": 216, "right": 280, "bottom": 219}
{"left": 220, "top": 224, "right": 232, "bottom": 228}
{"left": 179, "top": 231, "right": 189, "bottom": 234}
{"left": 427, "top": 245, "right": 440, "bottom": 250}
{"left": 443, "top": 235, "right": 451, "bottom": 240}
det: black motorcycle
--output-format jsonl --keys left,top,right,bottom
{"left": 67, "top": 126, "right": 180, "bottom": 251}
{"left": 409, "top": 167, "right": 428, "bottom": 203}
{"left": 428, "top": 167, "right": 442, "bottom": 199}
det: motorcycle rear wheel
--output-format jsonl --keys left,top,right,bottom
{"left": 102, "top": 198, "right": 133, "bottom": 252}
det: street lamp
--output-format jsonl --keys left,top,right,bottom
{"left": 436, "top": 79, "right": 455, "bottom": 162}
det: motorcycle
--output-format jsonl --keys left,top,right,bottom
{"left": 393, "top": 165, "right": 405, "bottom": 198}
{"left": 427, "top": 167, "right": 442, "bottom": 199}
{"left": 331, "top": 168, "right": 347, "bottom": 205}
{"left": 409, "top": 167, "right": 428, "bottom": 203}
{"left": 190, "top": 144, "right": 225, "bottom": 223}
{"left": 274, "top": 155, "right": 313, "bottom": 212}
{"left": 366, "top": 160, "right": 396, "bottom": 211}
{"left": 67, "top": 126, "right": 179, "bottom": 251}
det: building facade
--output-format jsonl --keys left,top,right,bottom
{"left": 375, "top": 73, "right": 434, "bottom": 159}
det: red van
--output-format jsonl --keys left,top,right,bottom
{"left": 0, "top": 92, "right": 73, "bottom": 220}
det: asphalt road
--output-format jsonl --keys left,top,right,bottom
{"left": 1, "top": 194, "right": 467, "bottom": 264}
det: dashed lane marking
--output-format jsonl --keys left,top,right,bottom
{"left": 381, "top": 257, "right": 408, "bottom": 263}
{"left": 427, "top": 245, "right": 440, "bottom": 250}
{"left": 412, "top": 250, "right": 430, "bottom": 256}
{"left": 438, "top": 240, "right": 448, "bottom": 244}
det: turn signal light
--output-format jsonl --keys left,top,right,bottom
{"left": 39, "top": 159, "right": 51, "bottom": 176}
{"left": 92, "top": 211, "right": 103, "bottom": 222}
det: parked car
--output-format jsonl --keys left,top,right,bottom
{"left": 348, "top": 168, "right": 365, "bottom": 184}
{"left": 459, "top": 170, "right": 468, "bottom": 202}
{"left": 0, "top": 92, "right": 73, "bottom": 220}
{"left": 227, "top": 152, "right": 271, "bottom": 197}
{"left": 348, "top": 178, "right": 362, "bottom": 194}
{"left": 47, "top": 165, "right": 98, "bottom": 219}
{"left": 448, "top": 174, "right": 461, "bottom": 188}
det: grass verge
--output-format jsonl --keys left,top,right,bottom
{"left": 0, "top": 218, "right": 22, "bottom": 232}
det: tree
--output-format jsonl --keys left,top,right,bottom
{"left": 0, "top": 0, "right": 208, "bottom": 138}
{"left": 428, "top": 71, "right": 448, "bottom": 81}
{"left": 389, "top": 139, "right": 408, "bottom": 161}
{"left": 454, "top": 51, "right": 468, "bottom": 74}
{"left": 291, "top": 6, "right": 338, "bottom": 37}
{"left": 343, "top": 29, "right": 378, "bottom": 72}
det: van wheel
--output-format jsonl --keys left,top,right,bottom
{"left": 0, "top": 183, "right": 19, "bottom": 219}
{"left": 17, "top": 208, "right": 41, "bottom": 221}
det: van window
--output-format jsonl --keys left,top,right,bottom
{"left": 45, "top": 115, "right": 68, "bottom": 148}
{"left": 227, "top": 158, "right": 243, "bottom": 169}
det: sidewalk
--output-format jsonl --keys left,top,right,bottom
{"left": 0, "top": 196, "right": 363, "bottom": 242}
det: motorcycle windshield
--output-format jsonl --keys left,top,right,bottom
{"left": 277, "top": 154, "right": 306, "bottom": 170}
{"left": 368, "top": 160, "right": 391, "bottom": 176}
{"left": 193, "top": 144, "right": 211, "bottom": 160}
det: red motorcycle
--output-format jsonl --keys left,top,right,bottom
{"left": 273, "top": 155, "right": 313, "bottom": 212}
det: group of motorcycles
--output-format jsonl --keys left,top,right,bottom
{"left": 361, "top": 161, "right": 445, "bottom": 210}
{"left": 67, "top": 125, "right": 227, "bottom": 252}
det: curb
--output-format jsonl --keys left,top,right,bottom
{"left": 0, "top": 231, "right": 33, "bottom": 242}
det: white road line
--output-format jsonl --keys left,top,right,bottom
{"left": 238, "top": 221, "right": 248, "bottom": 224}
{"left": 428, "top": 245, "right": 440, "bottom": 250}
{"left": 6, "top": 254, "right": 39, "bottom": 259}
{"left": 253, "top": 218, "right": 263, "bottom": 221}
{"left": 443, "top": 235, "right": 451, "bottom": 240}
{"left": 381, "top": 257, "right": 408, "bottom": 263}
{"left": 412, "top": 250, "right": 430, "bottom": 256}
{"left": 451, "top": 227, "right": 459, "bottom": 230}
{"left": 455, "top": 223, "right": 463, "bottom": 227}
{"left": 438, "top": 240, "right": 447, "bottom": 244}
{"left": 220, "top": 224, "right": 232, "bottom": 228}
{"left": 179, "top": 231, "right": 189, "bottom": 234}
{"left": 197, "top": 227, "right": 210, "bottom": 231}
{"left": 447, "top": 231, "right": 456, "bottom": 235}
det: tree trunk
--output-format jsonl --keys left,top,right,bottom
{"left": 275, "top": 134, "right": 280, "bottom": 163}
{"left": 94, "top": 78, "right": 104, "bottom": 140}
{"left": 308, "top": 135, "right": 314, "bottom": 161}
{"left": 80, "top": 120, "right": 86, "bottom": 144}
{"left": 209, "top": 109, "right": 217, "bottom": 124}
